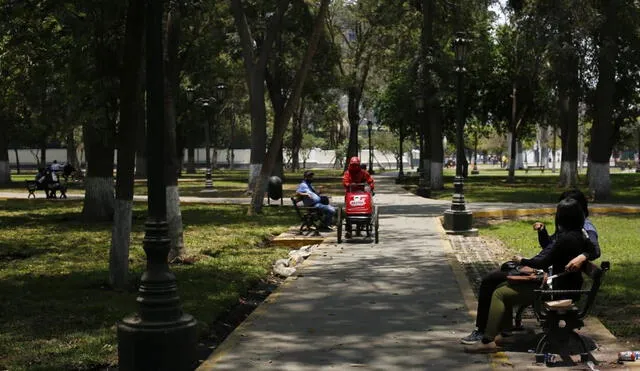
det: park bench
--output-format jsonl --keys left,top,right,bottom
{"left": 26, "top": 180, "right": 67, "bottom": 199}
{"left": 526, "top": 261, "right": 610, "bottom": 366}
{"left": 524, "top": 165, "right": 545, "bottom": 173}
{"left": 290, "top": 195, "right": 323, "bottom": 236}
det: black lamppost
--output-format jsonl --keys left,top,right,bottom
{"left": 443, "top": 31, "right": 476, "bottom": 235}
{"left": 397, "top": 123, "right": 405, "bottom": 182}
{"left": 194, "top": 83, "right": 226, "bottom": 191}
{"left": 201, "top": 99, "right": 214, "bottom": 189}
{"left": 367, "top": 120, "right": 374, "bottom": 174}
{"left": 117, "top": 0, "right": 197, "bottom": 368}
{"left": 414, "top": 92, "right": 430, "bottom": 197}
{"left": 213, "top": 82, "right": 227, "bottom": 174}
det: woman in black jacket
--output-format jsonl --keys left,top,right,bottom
{"left": 464, "top": 197, "right": 597, "bottom": 353}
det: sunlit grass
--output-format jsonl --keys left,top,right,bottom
{"left": 0, "top": 199, "right": 297, "bottom": 370}
{"left": 404, "top": 167, "right": 640, "bottom": 204}
{"left": 479, "top": 213, "right": 640, "bottom": 342}
{"left": 3, "top": 168, "right": 347, "bottom": 199}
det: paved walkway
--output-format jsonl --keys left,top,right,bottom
{"left": 198, "top": 178, "right": 491, "bottom": 370}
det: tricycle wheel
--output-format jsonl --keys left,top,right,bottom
{"left": 336, "top": 207, "right": 343, "bottom": 243}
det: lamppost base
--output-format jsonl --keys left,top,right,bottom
{"left": 416, "top": 186, "right": 431, "bottom": 198}
{"left": 118, "top": 314, "right": 198, "bottom": 371}
{"left": 443, "top": 209, "right": 477, "bottom": 235}
{"left": 395, "top": 172, "right": 405, "bottom": 184}
{"left": 205, "top": 169, "right": 213, "bottom": 189}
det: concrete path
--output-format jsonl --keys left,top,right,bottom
{"left": 197, "top": 178, "right": 492, "bottom": 370}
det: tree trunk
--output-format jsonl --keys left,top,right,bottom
{"left": 40, "top": 144, "right": 47, "bottom": 169}
{"left": 507, "top": 82, "right": 517, "bottom": 183}
{"left": 109, "top": 0, "right": 145, "bottom": 290}
{"left": 429, "top": 107, "right": 444, "bottom": 190}
{"left": 588, "top": 0, "right": 617, "bottom": 200}
{"left": 66, "top": 129, "right": 81, "bottom": 170}
{"left": 0, "top": 123, "right": 9, "bottom": 184}
{"left": 135, "top": 79, "right": 147, "bottom": 179}
{"left": 558, "top": 76, "right": 579, "bottom": 188}
{"left": 164, "top": 2, "right": 185, "bottom": 260}
{"left": 110, "top": 199, "right": 133, "bottom": 289}
{"left": 247, "top": 71, "right": 267, "bottom": 191}
{"left": 186, "top": 145, "right": 195, "bottom": 173}
{"left": 345, "top": 86, "right": 361, "bottom": 165}
{"left": 291, "top": 98, "right": 304, "bottom": 171}
{"left": 14, "top": 149, "right": 20, "bottom": 175}
{"left": 82, "top": 120, "right": 115, "bottom": 221}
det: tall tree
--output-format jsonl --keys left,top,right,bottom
{"left": 249, "top": 0, "right": 330, "bottom": 214}
{"left": 588, "top": 0, "right": 619, "bottom": 199}
{"left": 230, "top": 0, "right": 289, "bottom": 191}
{"left": 110, "top": 0, "right": 146, "bottom": 290}
{"left": 164, "top": 0, "right": 185, "bottom": 260}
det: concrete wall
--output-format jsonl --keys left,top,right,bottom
{"left": 8, "top": 148, "right": 409, "bottom": 170}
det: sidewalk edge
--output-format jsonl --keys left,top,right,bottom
{"left": 435, "top": 218, "right": 508, "bottom": 370}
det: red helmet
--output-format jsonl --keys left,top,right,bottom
{"left": 349, "top": 157, "right": 361, "bottom": 166}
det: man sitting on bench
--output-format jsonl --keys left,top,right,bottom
{"left": 296, "top": 171, "right": 335, "bottom": 230}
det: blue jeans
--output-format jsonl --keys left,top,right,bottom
{"left": 314, "top": 203, "right": 335, "bottom": 226}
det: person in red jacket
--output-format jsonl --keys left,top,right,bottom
{"left": 342, "top": 157, "right": 375, "bottom": 238}
{"left": 342, "top": 157, "right": 375, "bottom": 193}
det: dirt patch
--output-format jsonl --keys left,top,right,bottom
{"left": 194, "top": 274, "right": 285, "bottom": 366}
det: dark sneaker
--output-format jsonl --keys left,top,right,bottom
{"left": 460, "top": 330, "right": 484, "bottom": 345}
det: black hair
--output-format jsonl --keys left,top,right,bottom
{"left": 558, "top": 189, "right": 589, "bottom": 217}
{"left": 555, "top": 197, "right": 585, "bottom": 232}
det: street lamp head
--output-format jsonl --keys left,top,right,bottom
{"left": 186, "top": 87, "right": 195, "bottom": 103}
{"left": 453, "top": 31, "right": 471, "bottom": 65}
{"left": 215, "top": 83, "right": 228, "bottom": 102}
{"left": 414, "top": 92, "right": 425, "bottom": 112}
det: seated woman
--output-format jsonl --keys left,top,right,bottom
{"left": 464, "top": 197, "right": 597, "bottom": 353}
{"left": 460, "top": 189, "right": 600, "bottom": 345}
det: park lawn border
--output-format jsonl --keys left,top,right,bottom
{"left": 0, "top": 199, "right": 301, "bottom": 370}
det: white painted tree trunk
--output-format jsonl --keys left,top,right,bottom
{"left": 248, "top": 163, "right": 262, "bottom": 192}
{"left": 559, "top": 161, "right": 577, "bottom": 188}
{"left": 0, "top": 161, "right": 10, "bottom": 184}
{"left": 430, "top": 162, "right": 443, "bottom": 190}
{"left": 588, "top": 162, "right": 611, "bottom": 200}
{"left": 82, "top": 177, "right": 115, "bottom": 221}
{"left": 166, "top": 185, "right": 185, "bottom": 261}
{"left": 109, "top": 199, "right": 132, "bottom": 290}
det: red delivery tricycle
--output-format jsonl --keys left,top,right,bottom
{"left": 336, "top": 183, "right": 379, "bottom": 243}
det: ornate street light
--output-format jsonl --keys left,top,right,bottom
{"left": 215, "top": 82, "right": 228, "bottom": 102}
{"left": 367, "top": 120, "right": 374, "bottom": 174}
{"left": 413, "top": 91, "right": 430, "bottom": 197}
{"left": 397, "top": 123, "right": 405, "bottom": 183}
{"left": 443, "top": 31, "right": 476, "bottom": 235}
{"left": 201, "top": 98, "right": 214, "bottom": 190}
{"left": 117, "top": 0, "right": 197, "bottom": 368}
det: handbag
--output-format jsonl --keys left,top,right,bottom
{"left": 501, "top": 261, "right": 545, "bottom": 284}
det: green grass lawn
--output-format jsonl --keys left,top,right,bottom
{"left": 402, "top": 167, "right": 640, "bottom": 204}
{"left": 478, "top": 213, "right": 640, "bottom": 344}
{"left": 3, "top": 168, "right": 347, "bottom": 199}
{"left": 0, "top": 199, "right": 298, "bottom": 370}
